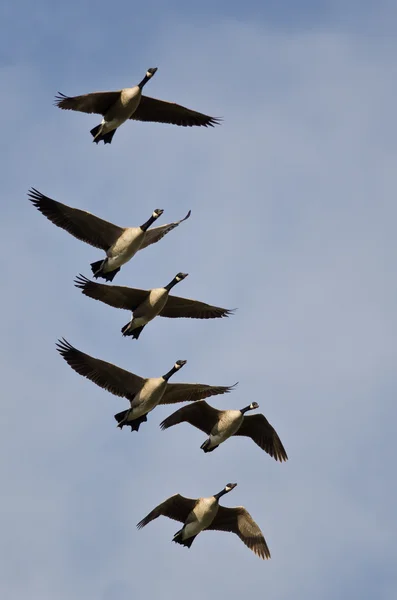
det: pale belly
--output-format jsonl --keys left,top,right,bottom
{"left": 207, "top": 413, "right": 243, "bottom": 449}
{"left": 102, "top": 89, "right": 142, "bottom": 131}
{"left": 105, "top": 228, "right": 144, "bottom": 269}
{"left": 183, "top": 499, "right": 218, "bottom": 539}
{"left": 129, "top": 379, "right": 166, "bottom": 419}
{"left": 131, "top": 289, "right": 168, "bottom": 327}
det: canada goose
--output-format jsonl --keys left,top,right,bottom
{"left": 55, "top": 67, "right": 220, "bottom": 144}
{"left": 56, "top": 339, "right": 237, "bottom": 431}
{"left": 160, "top": 401, "right": 288, "bottom": 461}
{"left": 137, "top": 482, "right": 270, "bottom": 559}
{"left": 74, "top": 273, "right": 233, "bottom": 340}
{"left": 28, "top": 188, "right": 190, "bottom": 282}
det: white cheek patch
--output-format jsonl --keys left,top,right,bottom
{"left": 146, "top": 71, "right": 153, "bottom": 78}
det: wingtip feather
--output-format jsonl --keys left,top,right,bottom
{"left": 55, "top": 338, "right": 77, "bottom": 357}
{"left": 54, "top": 92, "right": 69, "bottom": 107}
{"left": 136, "top": 517, "right": 149, "bottom": 530}
{"left": 74, "top": 274, "right": 90, "bottom": 289}
{"left": 27, "top": 187, "right": 44, "bottom": 206}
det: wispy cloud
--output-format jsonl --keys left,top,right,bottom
{"left": 1, "top": 4, "right": 396, "bottom": 599}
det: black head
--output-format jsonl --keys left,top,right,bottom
{"left": 165, "top": 272, "right": 188, "bottom": 292}
{"left": 140, "top": 208, "right": 164, "bottom": 232}
{"left": 240, "top": 402, "right": 259, "bottom": 415}
{"left": 175, "top": 359, "right": 187, "bottom": 368}
{"left": 162, "top": 359, "right": 186, "bottom": 382}
{"left": 224, "top": 482, "right": 238, "bottom": 492}
{"left": 214, "top": 482, "right": 237, "bottom": 500}
{"left": 146, "top": 67, "right": 158, "bottom": 77}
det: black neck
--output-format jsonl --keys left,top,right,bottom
{"left": 140, "top": 214, "right": 157, "bottom": 232}
{"left": 138, "top": 74, "right": 151, "bottom": 90}
{"left": 162, "top": 365, "right": 179, "bottom": 381}
{"left": 214, "top": 488, "right": 228, "bottom": 501}
{"left": 240, "top": 404, "right": 253, "bottom": 415}
{"left": 164, "top": 277, "right": 180, "bottom": 292}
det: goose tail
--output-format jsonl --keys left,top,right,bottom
{"left": 90, "top": 260, "right": 120, "bottom": 282}
{"left": 173, "top": 529, "right": 196, "bottom": 548}
{"left": 121, "top": 324, "right": 145, "bottom": 339}
{"left": 90, "top": 125, "right": 116, "bottom": 144}
{"left": 200, "top": 438, "right": 218, "bottom": 453}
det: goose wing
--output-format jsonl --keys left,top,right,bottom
{"left": 160, "top": 401, "right": 222, "bottom": 434}
{"left": 130, "top": 95, "right": 221, "bottom": 128}
{"left": 56, "top": 339, "right": 144, "bottom": 401}
{"left": 74, "top": 275, "right": 149, "bottom": 311}
{"left": 138, "top": 210, "right": 191, "bottom": 250}
{"left": 29, "top": 188, "right": 123, "bottom": 250}
{"left": 234, "top": 414, "right": 288, "bottom": 462}
{"left": 160, "top": 295, "right": 234, "bottom": 319}
{"left": 208, "top": 506, "right": 270, "bottom": 559}
{"left": 160, "top": 382, "right": 237, "bottom": 405}
{"left": 137, "top": 494, "right": 197, "bottom": 529}
{"left": 54, "top": 91, "right": 121, "bottom": 115}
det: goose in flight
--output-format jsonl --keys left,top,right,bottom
{"left": 56, "top": 339, "right": 237, "bottom": 431}
{"left": 74, "top": 273, "right": 234, "bottom": 339}
{"left": 160, "top": 400, "right": 288, "bottom": 461}
{"left": 55, "top": 67, "right": 220, "bottom": 144}
{"left": 137, "top": 482, "right": 270, "bottom": 559}
{"left": 29, "top": 188, "right": 190, "bottom": 281}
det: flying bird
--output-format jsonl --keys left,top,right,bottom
{"left": 160, "top": 400, "right": 288, "bottom": 461}
{"left": 29, "top": 188, "right": 190, "bottom": 281}
{"left": 137, "top": 482, "right": 270, "bottom": 559}
{"left": 74, "top": 273, "right": 234, "bottom": 339}
{"left": 55, "top": 67, "right": 221, "bottom": 144}
{"left": 56, "top": 339, "right": 237, "bottom": 431}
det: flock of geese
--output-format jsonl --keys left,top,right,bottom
{"left": 30, "top": 67, "right": 287, "bottom": 561}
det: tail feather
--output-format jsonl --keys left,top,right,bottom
{"left": 122, "top": 324, "right": 145, "bottom": 339}
{"left": 90, "top": 260, "right": 120, "bottom": 282}
{"left": 90, "top": 260, "right": 104, "bottom": 276}
{"left": 90, "top": 125, "right": 117, "bottom": 145}
{"left": 121, "top": 321, "right": 131, "bottom": 335}
{"left": 101, "top": 130, "right": 116, "bottom": 144}
{"left": 200, "top": 439, "right": 218, "bottom": 453}
{"left": 90, "top": 124, "right": 102, "bottom": 139}
{"left": 173, "top": 529, "right": 196, "bottom": 548}
{"left": 114, "top": 411, "right": 148, "bottom": 432}
{"left": 114, "top": 410, "right": 129, "bottom": 428}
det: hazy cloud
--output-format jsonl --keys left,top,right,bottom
{"left": 1, "top": 4, "right": 396, "bottom": 599}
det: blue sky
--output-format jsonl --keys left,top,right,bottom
{"left": 1, "top": 1, "right": 396, "bottom": 598}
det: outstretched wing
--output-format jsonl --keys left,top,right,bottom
{"left": 234, "top": 414, "right": 288, "bottom": 462}
{"left": 161, "top": 295, "right": 234, "bottom": 319}
{"left": 74, "top": 275, "right": 149, "bottom": 311}
{"left": 130, "top": 95, "right": 221, "bottom": 127}
{"left": 54, "top": 91, "right": 121, "bottom": 115}
{"left": 160, "top": 382, "right": 238, "bottom": 405}
{"left": 56, "top": 338, "right": 144, "bottom": 401}
{"left": 138, "top": 210, "right": 191, "bottom": 250}
{"left": 208, "top": 506, "right": 270, "bottom": 559}
{"left": 137, "top": 494, "right": 196, "bottom": 529}
{"left": 160, "top": 401, "right": 222, "bottom": 434}
{"left": 29, "top": 188, "right": 123, "bottom": 250}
